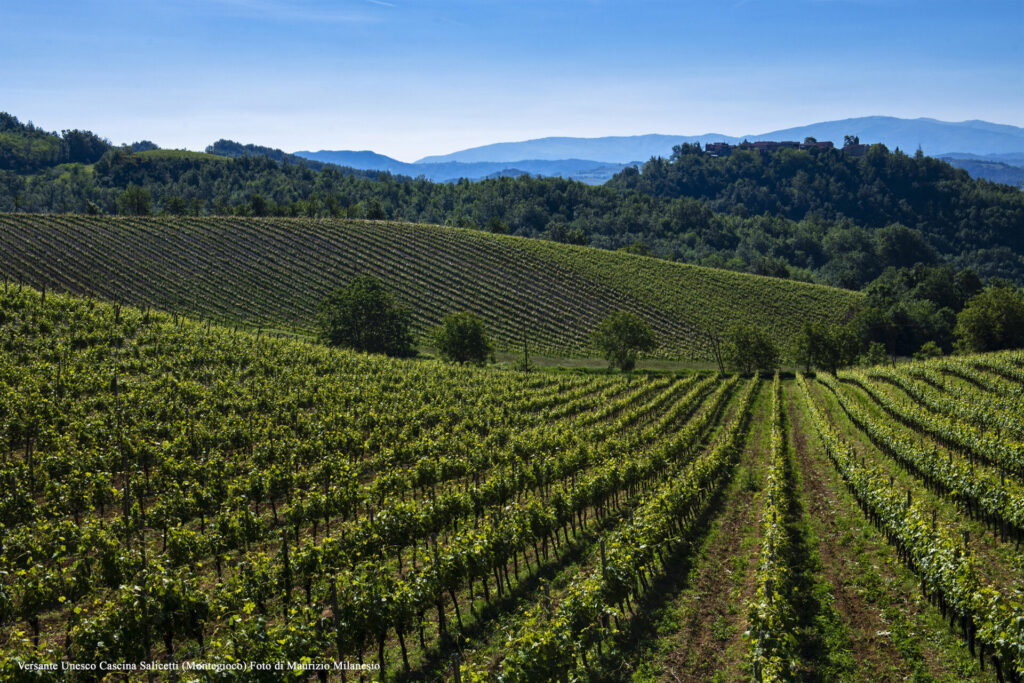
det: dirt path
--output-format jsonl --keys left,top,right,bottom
{"left": 618, "top": 383, "right": 769, "bottom": 682}
{"left": 788, "top": 381, "right": 993, "bottom": 682}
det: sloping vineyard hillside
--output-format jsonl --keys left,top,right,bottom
{"left": 1, "top": 287, "right": 1021, "bottom": 681}
{"left": 0, "top": 215, "right": 861, "bottom": 358}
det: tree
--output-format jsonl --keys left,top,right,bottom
{"left": 843, "top": 134, "right": 860, "bottom": 146}
{"left": 823, "top": 323, "right": 862, "bottom": 373}
{"left": 913, "top": 340, "right": 943, "bottom": 360}
{"left": 364, "top": 198, "right": 386, "bottom": 220}
{"left": 248, "top": 194, "right": 270, "bottom": 217}
{"left": 859, "top": 341, "right": 888, "bottom": 367}
{"left": 162, "top": 195, "right": 188, "bottom": 215}
{"left": 434, "top": 311, "right": 492, "bottom": 364}
{"left": 874, "top": 224, "right": 937, "bottom": 270}
{"left": 547, "top": 221, "right": 569, "bottom": 243}
{"left": 803, "top": 136, "right": 817, "bottom": 144}
{"left": 117, "top": 184, "right": 151, "bottom": 216}
{"left": 318, "top": 276, "right": 415, "bottom": 357}
{"left": 486, "top": 216, "right": 508, "bottom": 234}
{"left": 954, "top": 286, "right": 1024, "bottom": 352}
{"left": 724, "top": 324, "right": 778, "bottom": 375}
{"left": 669, "top": 143, "right": 702, "bottom": 161}
{"left": 592, "top": 312, "right": 656, "bottom": 372}
{"left": 564, "top": 227, "right": 588, "bottom": 246}
{"left": 794, "top": 321, "right": 860, "bottom": 375}
{"left": 620, "top": 240, "right": 651, "bottom": 257}
{"left": 699, "top": 327, "right": 726, "bottom": 375}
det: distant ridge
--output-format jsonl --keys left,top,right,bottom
{"left": 414, "top": 116, "right": 1024, "bottom": 164}
{"left": 293, "top": 150, "right": 631, "bottom": 183}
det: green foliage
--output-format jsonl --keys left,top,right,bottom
{"left": 609, "top": 144, "right": 1024, "bottom": 285}
{"left": 850, "top": 263, "right": 983, "bottom": 357}
{"left": 317, "top": 275, "right": 415, "bottom": 357}
{"left": 2, "top": 111, "right": 1023, "bottom": 286}
{"left": 874, "top": 224, "right": 938, "bottom": 269}
{"left": 858, "top": 341, "right": 888, "bottom": 367}
{"left": 724, "top": 323, "right": 778, "bottom": 374}
{"left": 486, "top": 216, "right": 508, "bottom": 234}
{"left": 434, "top": 311, "right": 492, "bottom": 364}
{"left": 592, "top": 311, "right": 656, "bottom": 371}
{"left": 0, "top": 215, "right": 861, "bottom": 360}
{"left": 0, "top": 113, "right": 111, "bottom": 172}
{"left": 954, "top": 285, "right": 1024, "bottom": 352}
{"left": 793, "top": 321, "right": 860, "bottom": 375}
{"left": 619, "top": 240, "right": 651, "bottom": 256}
{"left": 748, "top": 374, "right": 801, "bottom": 679}
{"left": 798, "top": 371, "right": 1024, "bottom": 678}
{"left": 116, "top": 184, "right": 151, "bottom": 215}
{"left": 3, "top": 286, "right": 1024, "bottom": 678}
{"left": 912, "top": 340, "right": 944, "bottom": 360}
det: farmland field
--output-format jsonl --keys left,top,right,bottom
{"left": 1, "top": 287, "right": 1022, "bottom": 681}
{"left": 0, "top": 215, "right": 861, "bottom": 359}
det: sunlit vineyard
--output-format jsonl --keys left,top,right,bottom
{"left": 0, "top": 215, "right": 861, "bottom": 358}
{"left": 1, "top": 287, "right": 1023, "bottom": 681}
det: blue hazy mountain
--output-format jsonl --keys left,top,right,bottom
{"left": 938, "top": 155, "right": 1024, "bottom": 188}
{"left": 415, "top": 117, "right": 1024, "bottom": 164}
{"left": 293, "top": 150, "right": 631, "bottom": 184}
{"left": 292, "top": 117, "right": 1024, "bottom": 185}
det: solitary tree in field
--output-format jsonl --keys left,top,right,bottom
{"left": 318, "top": 276, "right": 415, "bottom": 357}
{"left": 434, "top": 311, "right": 492, "bottom": 364}
{"left": 593, "top": 312, "right": 656, "bottom": 372}
{"left": 724, "top": 323, "right": 778, "bottom": 375}
{"left": 793, "top": 321, "right": 859, "bottom": 375}
{"left": 698, "top": 327, "right": 726, "bottom": 375}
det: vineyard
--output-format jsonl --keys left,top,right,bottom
{"left": 0, "top": 286, "right": 1022, "bottom": 681}
{"left": 0, "top": 215, "right": 861, "bottom": 358}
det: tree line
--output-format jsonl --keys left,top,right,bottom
{"left": 322, "top": 271, "right": 1024, "bottom": 374}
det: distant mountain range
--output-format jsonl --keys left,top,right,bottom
{"left": 938, "top": 156, "right": 1024, "bottom": 189}
{"left": 292, "top": 116, "right": 1024, "bottom": 186}
{"left": 415, "top": 117, "right": 1024, "bottom": 163}
{"left": 291, "top": 150, "right": 631, "bottom": 184}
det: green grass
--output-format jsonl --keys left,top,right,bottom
{"left": 0, "top": 214, "right": 862, "bottom": 358}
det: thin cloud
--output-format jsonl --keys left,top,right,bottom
{"left": 366, "top": 0, "right": 396, "bottom": 6}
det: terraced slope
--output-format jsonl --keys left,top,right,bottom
{"left": 0, "top": 214, "right": 861, "bottom": 357}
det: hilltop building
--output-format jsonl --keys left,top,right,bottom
{"left": 702, "top": 139, "right": 842, "bottom": 157}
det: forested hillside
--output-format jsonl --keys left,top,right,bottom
{"left": 608, "top": 143, "right": 1024, "bottom": 255}
{"left": 0, "top": 214, "right": 860, "bottom": 359}
{"left": 2, "top": 112, "right": 1023, "bottom": 288}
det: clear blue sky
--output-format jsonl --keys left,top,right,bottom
{"left": 1, "top": 0, "right": 1021, "bottom": 161}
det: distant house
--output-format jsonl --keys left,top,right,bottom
{"left": 843, "top": 143, "right": 871, "bottom": 157}
{"left": 800, "top": 141, "right": 834, "bottom": 150}
{"left": 701, "top": 139, "right": 839, "bottom": 157}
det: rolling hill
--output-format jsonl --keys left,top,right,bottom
{"left": 0, "top": 214, "right": 862, "bottom": 359}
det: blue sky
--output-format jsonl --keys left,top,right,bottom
{"left": 1, "top": 0, "right": 1021, "bottom": 161}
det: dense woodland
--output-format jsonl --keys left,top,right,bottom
{"left": 1, "top": 112, "right": 1022, "bottom": 290}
